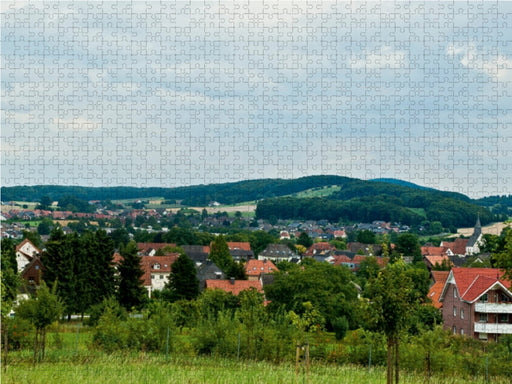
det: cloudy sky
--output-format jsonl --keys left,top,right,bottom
{"left": 2, "top": 1, "right": 511, "bottom": 198}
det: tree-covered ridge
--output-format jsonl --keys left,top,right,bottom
{"left": 0, "top": 175, "right": 350, "bottom": 204}
{"left": 256, "top": 194, "right": 494, "bottom": 228}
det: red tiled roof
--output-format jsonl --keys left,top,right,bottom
{"left": 421, "top": 246, "right": 448, "bottom": 257}
{"left": 425, "top": 255, "right": 453, "bottom": 268}
{"left": 428, "top": 271, "right": 450, "bottom": 309}
{"left": 451, "top": 268, "right": 511, "bottom": 303}
{"left": 205, "top": 279, "right": 263, "bottom": 295}
{"left": 431, "top": 271, "right": 450, "bottom": 284}
{"left": 441, "top": 238, "right": 468, "bottom": 255}
{"left": 245, "top": 259, "right": 278, "bottom": 276}
{"left": 305, "top": 242, "right": 336, "bottom": 256}
{"left": 332, "top": 255, "right": 352, "bottom": 266}
{"left": 227, "top": 242, "right": 252, "bottom": 251}
{"left": 140, "top": 254, "right": 179, "bottom": 286}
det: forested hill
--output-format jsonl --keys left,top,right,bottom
{"left": 1, "top": 175, "right": 505, "bottom": 228}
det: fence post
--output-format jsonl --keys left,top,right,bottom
{"left": 296, "top": 342, "right": 300, "bottom": 377}
{"left": 369, "top": 342, "right": 372, "bottom": 371}
{"left": 237, "top": 332, "right": 241, "bottom": 361}
{"left": 305, "top": 342, "right": 310, "bottom": 383}
{"left": 166, "top": 326, "right": 170, "bottom": 360}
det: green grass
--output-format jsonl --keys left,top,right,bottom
{"left": 292, "top": 186, "right": 342, "bottom": 198}
{"left": 406, "top": 207, "right": 427, "bottom": 218}
{"left": 4, "top": 353, "right": 504, "bottom": 384}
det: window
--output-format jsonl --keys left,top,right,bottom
{"left": 495, "top": 293, "right": 499, "bottom": 303}
{"left": 461, "top": 309, "right": 464, "bottom": 319}
{"left": 154, "top": 263, "right": 160, "bottom": 270}
{"left": 453, "top": 307, "right": 457, "bottom": 317}
{"left": 159, "top": 275, "right": 164, "bottom": 279}
{"left": 479, "top": 333, "right": 488, "bottom": 341}
{"left": 479, "top": 313, "right": 488, "bottom": 323}
{"left": 460, "top": 329, "right": 464, "bottom": 336}
{"left": 499, "top": 313, "right": 509, "bottom": 323}
{"left": 35, "top": 265, "right": 39, "bottom": 270}
{"left": 151, "top": 274, "right": 155, "bottom": 280}
{"left": 480, "top": 294, "right": 488, "bottom": 303}
{"left": 452, "top": 326, "right": 456, "bottom": 335}
{"left": 454, "top": 288, "right": 458, "bottom": 298}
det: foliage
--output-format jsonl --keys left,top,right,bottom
{"left": 357, "top": 230, "right": 376, "bottom": 244}
{"left": 209, "top": 235, "right": 234, "bottom": 273}
{"left": 394, "top": 233, "right": 422, "bottom": 263}
{"left": 493, "top": 229, "right": 512, "bottom": 282}
{"left": 1, "top": 238, "right": 19, "bottom": 312}
{"left": 15, "top": 282, "right": 62, "bottom": 362}
{"left": 41, "top": 228, "right": 116, "bottom": 317}
{"left": 163, "top": 253, "right": 199, "bottom": 302}
{"left": 117, "top": 241, "right": 147, "bottom": 311}
{"left": 265, "top": 261, "right": 359, "bottom": 330}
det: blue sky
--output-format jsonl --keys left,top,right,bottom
{"left": 2, "top": 1, "right": 511, "bottom": 198}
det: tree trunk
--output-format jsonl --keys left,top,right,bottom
{"left": 33, "top": 329, "right": 39, "bottom": 365}
{"left": 387, "top": 338, "right": 393, "bottom": 384}
{"left": 394, "top": 338, "right": 399, "bottom": 384}
{"left": 42, "top": 329, "right": 47, "bottom": 360}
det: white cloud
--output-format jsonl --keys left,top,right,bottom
{"left": 447, "top": 43, "right": 512, "bottom": 82}
{"left": 350, "top": 46, "right": 407, "bottom": 69}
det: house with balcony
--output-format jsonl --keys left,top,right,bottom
{"left": 439, "top": 268, "right": 512, "bottom": 341}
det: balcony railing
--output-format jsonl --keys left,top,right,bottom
{"left": 474, "top": 322, "right": 512, "bottom": 334}
{"left": 474, "top": 302, "right": 512, "bottom": 314}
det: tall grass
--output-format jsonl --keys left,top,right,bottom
{"left": 3, "top": 353, "right": 509, "bottom": 384}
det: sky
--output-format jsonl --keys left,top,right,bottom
{"left": 2, "top": 0, "right": 512, "bottom": 199}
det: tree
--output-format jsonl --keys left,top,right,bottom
{"left": 357, "top": 229, "right": 376, "bottom": 244}
{"left": 297, "top": 232, "right": 313, "bottom": 248}
{"left": 16, "top": 282, "right": 62, "bottom": 363}
{"left": 117, "top": 241, "right": 147, "bottom": 311}
{"left": 37, "top": 217, "right": 53, "bottom": 235}
{"left": 494, "top": 229, "right": 512, "bottom": 282}
{"left": 395, "top": 233, "right": 422, "bottom": 263}
{"left": 37, "top": 195, "right": 53, "bottom": 210}
{"left": 209, "top": 235, "right": 233, "bottom": 273}
{"left": 366, "top": 261, "right": 419, "bottom": 384}
{"left": 163, "top": 253, "right": 199, "bottom": 302}
{"left": 1, "top": 239, "right": 19, "bottom": 305}
{"left": 22, "top": 230, "right": 42, "bottom": 249}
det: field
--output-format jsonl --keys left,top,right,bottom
{"left": 3, "top": 353, "right": 505, "bottom": 384}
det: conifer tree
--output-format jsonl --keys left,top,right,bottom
{"left": 117, "top": 240, "right": 147, "bottom": 310}
{"left": 164, "top": 253, "right": 199, "bottom": 301}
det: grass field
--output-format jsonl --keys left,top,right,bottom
{"left": 292, "top": 186, "right": 342, "bottom": 198}
{"left": 3, "top": 352, "right": 506, "bottom": 384}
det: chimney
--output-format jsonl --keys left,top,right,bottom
{"left": 230, "top": 277, "right": 235, "bottom": 285}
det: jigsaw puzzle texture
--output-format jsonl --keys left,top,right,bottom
{"left": 1, "top": 1, "right": 511, "bottom": 198}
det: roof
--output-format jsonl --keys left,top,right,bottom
{"left": 227, "top": 242, "right": 252, "bottom": 251}
{"left": 205, "top": 279, "right": 263, "bottom": 295}
{"left": 15, "top": 238, "right": 42, "bottom": 257}
{"left": 441, "top": 268, "right": 512, "bottom": 303}
{"left": 305, "top": 242, "right": 336, "bottom": 256}
{"left": 421, "top": 246, "right": 448, "bottom": 257}
{"left": 259, "top": 243, "right": 298, "bottom": 258}
{"left": 428, "top": 271, "right": 450, "bottom": 309}
{"left": 441, "top": 238, "right": 468, "bottom": 255}
{"left": 424, "top": 255, "right": 453, "bottom": 268}
{"left": 137, "top": 242, "right": 177, "bottom": 254}
{"left": 245, "top": 259, "right": 278, "bottom": 276}
{"left": 140, "top": 254, "right": 179, "bottom": 286}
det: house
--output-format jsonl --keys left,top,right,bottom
{"left": 258, "top": 243, "right": 298, "bottom": 262}
{"left": 15, "top": 239, "right": 42, "bottom": 273}
{"left": 20, "top": 256, "right": 44, "bottom": 289}
{"left": 279, "top": 231, "right": 291, "bottom": 240}
{"left": 245, "top": 259, "right": 278, "bottom": 281}
{"left": 439, "top": 268, "right": 512, "bottom": 341}
{"left": 137, "top": 242, "right": 176, "bottom": 256}
{"left": 205, "top": 278, "right": 263, "bottom": 295}
{"left": 196, "top": 260, "right": 226, "bottom": 290}
{"left": 423, "top": 255, "right": 453, "bottom": 271}
{"left": 440, "top": 238, "right": 468, "bottom": 257}
{"left": 347, "top": 242, "right": 383, "bottom": 256}
{"left": 227, "top": 242, "right": 254, "bottom": 261}
{"left": 140, "top": 254, "right": 179, "bottom": 297}
{"left": 427, "top": 271, "right": 450, "bottom": 309}
{"left": 305, "top": 242, "right": 336, "bottom": 257}
{"left": 182, "top": 245, "right": 210, "bottom": 265}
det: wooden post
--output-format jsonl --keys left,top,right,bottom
{"left": 295, "top": 342, "right": 300, "bottom": 377}
{"left": 305, "top": 342, "right": 310, "bottom": 383}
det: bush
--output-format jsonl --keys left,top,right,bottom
{"left": 5, "top": 317, "right": 33, "bottom": 350}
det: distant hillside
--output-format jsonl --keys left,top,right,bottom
{"left": 1, "top": 175, "right": 500, "bottom": 228}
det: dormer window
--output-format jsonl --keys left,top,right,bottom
{"left": 154, "top": 263, "right": 160, "bottom": 270}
